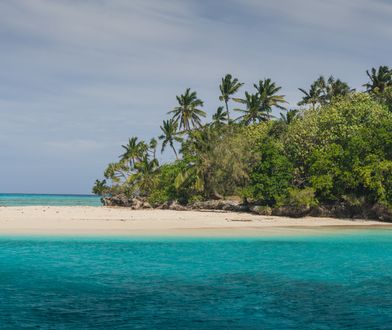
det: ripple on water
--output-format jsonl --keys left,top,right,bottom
{"left": 1, "top": 232, "right": 392, "bottom": 329}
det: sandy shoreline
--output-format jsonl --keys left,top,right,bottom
{"left": 0, "top": 206, "right": 391, "bottom": 237}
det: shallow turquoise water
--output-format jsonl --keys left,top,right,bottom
{"left": 1, "top": 231, "right": 392, "bottom": 329}
{"left": 0, "top": 193, "right": 101, "bottom": 206}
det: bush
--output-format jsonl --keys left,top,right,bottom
{"left": 277, "top": 187, "right": 318, "bottom": 208}
{"left": 147, "top": 161, "right": 188, "bottom": 205}
{"left": 188, "top": 195, "right": 204, "bottom": 204}
{"left": 147, "top": 190, "right": 170, "bottom": 207}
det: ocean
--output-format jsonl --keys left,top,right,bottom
{"left": 0, "top": 193, "right": 102, "bottom": 206}
{"left": 1, "top": 231, "right": 392, "bottom": 329}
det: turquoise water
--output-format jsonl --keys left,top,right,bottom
{"left": 1, "top": 231, "right": 392, "bottom": 329}
{"left": 0, "top": 193, "right": 102, "bottom": 206}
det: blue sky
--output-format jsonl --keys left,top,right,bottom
{"left": 0, "top": 0, "right": 391, "bottom": 194}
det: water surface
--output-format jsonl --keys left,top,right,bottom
{"left": 0, "top": 193, "right": 101, "bottom": 206}
{"left": 1, "top": 231, "right": 392, "bottom": 329}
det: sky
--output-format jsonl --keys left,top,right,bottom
{"left": 0, "top": 0, "right": 391, "bottom": 194}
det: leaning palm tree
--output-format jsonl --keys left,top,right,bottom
{"left": 104, "top": 162, "right": 130, "bottom": 183}
{"left": 212, "top": 106, "right": 228, "bottom": 126}
{"left": 219, "top": 74, "right": 243, "bottom": 121}
{"left": 159, "top": 119, "right": 182, "bottom": 159}
{"left": 254, "top": 78, "right": 287, "bottom": 119}
{"left": 168, "top": 88, "right": 206, "bottom": 131}
{"left": 364, "top": 66, "right": 392, "bottom": 93}
{"left": 233, "top": 92, "right": 267, "bottom": 125}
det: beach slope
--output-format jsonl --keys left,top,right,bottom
{"left": 0, "top": 206, "right": 390, "bottom": 236}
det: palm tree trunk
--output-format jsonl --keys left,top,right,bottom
{"left": 225, "top": 100, "right": 230, "bottom": 122}
{"left": 171, "top": 143, "right": 179, "bottom": 160}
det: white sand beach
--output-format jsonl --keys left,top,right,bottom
{"left": 0, "top": 206, "right": 390, "bottom": 237}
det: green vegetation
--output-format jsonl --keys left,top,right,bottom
{"left": 93, "top": 65, "right": 392, "bottom": 216}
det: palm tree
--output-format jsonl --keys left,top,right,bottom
{"left": 175, "top": 127, "right": 220, "bottom": 198}
{"left": 104, "top": 162, "right": 129, "bottom": 183}
{"left": 324, "top": 76, "right": 353, "bottom": 102}
{"left": 298, "top": 77, "right": 325, "bottom": 108}
{"left": 149, "top": 138, "right": 158, "bottom": 160}
{"left": 254, "top": 78, "right": 287, "bottom": 119}
{"left": 159, "top": 119, "right": 182, "bottom": 159}
{"left": 299, "top": 76, "right": 353, "bottom": 108}
{"left": 168, "top": 88, "right": 206, "bottom": 131}
{"left": 212, "top": 106, "right": 228, "bottom": 126}
{"left": 364, "top": 66, "right": 392, "bottom": 93}
{"left": 120, "top": 137, "right": 138, "bottom": 166}
{"left": 120, "top": 137, "right": 147, "bottom": 167}
{"left": 131, "top": 155, "right": 159, "bottom": 196}
{"left": 234, "top": 92, "right": 267, "bottom": 125}
{"left": 279, "top": 109, "right": 299, "bottom": 124}
{"left": 219, "top": 74, "right": 243, "bottom": 121}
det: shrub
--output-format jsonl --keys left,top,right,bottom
{"left": 188, "top": 195, "right": 204, "bottom": 204}
{"left": 147, "top": 190, "right": 170, "bottom": 207}
{"left": 277, "top": 187, "right": 318, "bottom": 208}
{"left": 148, "top": 161, "right": 190, "bottom": 205}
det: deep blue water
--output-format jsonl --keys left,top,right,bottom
{"left": 1, "top": 231, "right": 392, "bottom": 329}
{"left": 0, "top": 193, "right": 101, "bottom": 206}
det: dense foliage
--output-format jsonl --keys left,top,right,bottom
{"left": 93, "top": 66, "right": 392, "bottom": 211}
